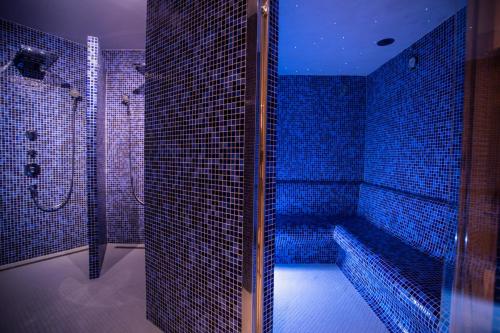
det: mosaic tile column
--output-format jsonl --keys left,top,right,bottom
{"left": 144, "top": 1, "right": 277, "bottom": 332}
{"left": 86, "top": 36, "right": 107, "bottom": 279}
{"left": 263, "top": 0, "right": 278, "bottom": 330}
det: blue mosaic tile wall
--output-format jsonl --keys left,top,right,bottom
{"left": 277, "top": 75, "right": 366, "bottom": 216}
{"left": 0, "top": 19, "right": 88, "bottom": 266}
{"left": 274, "top": 9, "right": 465, "bottom": 331}
{"left": 359, "top": 8, "right": 466, "bottom": 260}
{"left": 103, "top": 50, "right": 145, "bottom": 244}
{"left": 86, "top": 36, "right": 108, "bottom": 279}
{"left": 275, "top": 75, "right": 365, "bottom": 263}
{"left": 275, "top": 215, "right": 337, "bottom": 264}
{"left": 144, "top": 1, "right": 275, "bottom": 332}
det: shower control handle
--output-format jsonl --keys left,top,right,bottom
{"left": 24, "top": 163, "right": 41, "bottom": 178}
{"left": 25, "top": 130, "right": 38, "bottom": 141}
{"left": 29, "top": 184, "right": 38, "bottom": 198}
{"left": 27, "top": 149, "right": 38, "bottom": 158}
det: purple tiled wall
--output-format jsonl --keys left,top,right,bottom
{"left": 96, "top": 45, "right": 108, "bottom": 265}
{"left": 0, "top": 19, "right": 88, "bottom": 266}
{"left": 103, "top": 49, "right": 145, "bottom": 244}
{"left": 0, "top": 19, "right": 144, "bottom": 273}
{"left": 144, "top": 0, "right": 276, "bottom": 331}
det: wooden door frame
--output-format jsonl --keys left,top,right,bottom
{"left": 451, "top": 0, "right": 500, "bottom": 331}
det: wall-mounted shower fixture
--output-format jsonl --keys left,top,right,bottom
{"left": 28, "top": 88, "right": 82, "bottom": 212}
{"left": 27, "top": 149, "right": 38, "bottom": 159}
{"left": 132, "top": 63, "right": 146, "bottom": 95}
{"left": 69, "top": 88, "right": 81, "bottom": 99}
{"left": 133, "top": 63, "right": 146, "bottom": 75}
{"left": 0, "top": 60, "right": 13, "bottom": 75}
{"left": 122, "top": 94, "right": 144, "bottom": 206}
{"left": 25, "top": 130, "right": 38, "bottom": 141}
{"left": 24, "top": 163, "right": 41, "bottom": 178}
{"left": 13, "top": 45, "right": 58, "bottom": 80}
{"left": 121, "top": 94, "right": 130, "bottom": 107}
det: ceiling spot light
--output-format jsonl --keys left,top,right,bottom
{"left": 377, "top": 38, "right": 395, "bottom": 46}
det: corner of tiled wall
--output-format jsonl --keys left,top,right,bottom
{"left": 144, "top": 0, "right": 276, "bottom": 331}
{"left": 86, "top": 35, "right": 107, "bottom": 279}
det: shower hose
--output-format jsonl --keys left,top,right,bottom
{"left": 125, "top": 101, "right": 145, "bottom": 206}
{"left": 29, "top": 91, "right": 80, "bottom": 212}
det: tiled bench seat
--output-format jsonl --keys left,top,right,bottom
{"left": 275, "top": 215, "right": 337, "bottom": 264}
{"left": 334, "top": 218, "right": 447, "bottom": 333}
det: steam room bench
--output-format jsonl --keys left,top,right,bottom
{"left": 275, "top": 215, "right": 448, "bottom": 332}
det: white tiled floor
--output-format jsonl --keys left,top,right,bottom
{"left": 1, "top": 250, "right": 388, "bottom": 333}
{"left": 0, "top": 247, "right": 160, "bottom": 333}
{"left": 274, "top": 264, "right": 388, "bottom": 333}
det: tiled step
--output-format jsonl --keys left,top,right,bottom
{"left": 334, "top": 219, "right": 447, "bottom": 333}
{"left": 275, "top": 215, "right": 337, "bottom": 264}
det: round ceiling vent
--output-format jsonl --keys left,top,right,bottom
{"left": 376, "top": 38, "right": 395, "bottom": 46}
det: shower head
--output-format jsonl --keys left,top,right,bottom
{"left": 134, "top": 63, "right": 146, "bottom": 75}
{"left": 70, "top": 88, "right": 81, "bottom": 99}
{"left": 13, "top": 45, "right": 58, "bottom": 80}
{"left": 122, "top": 94, "right": 130, "bottom": 106}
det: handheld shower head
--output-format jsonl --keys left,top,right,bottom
{"left": 70, "top": 88, "right": 81, "bottom": 99}
{"left": 122, "top": 94, "right": 130, "bottom": 106}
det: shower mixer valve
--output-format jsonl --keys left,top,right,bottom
{"left": 25, "top": 86, "right": 81, "bottom": 212}
{"left": 24, "top": 163, "right": 41, "bottom": 178}
{"left": 28, "top": 184, "right": 39, "bottom": 198}
{"left": 27, "top": 149, "right": 38, "bottom": 158}
{"left": 25, "top": 130, "right": 37, "bottom": 141}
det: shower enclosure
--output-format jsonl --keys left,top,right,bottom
{"left": 0, "top": 21, "right": 145, "bottom": 279}
{"left": 1, "top": 23, "right": 89, "bottom": 269}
